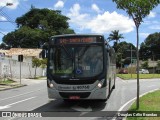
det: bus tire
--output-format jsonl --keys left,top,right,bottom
{"left": 99, "top": 98, "right": 107, "bottom": 102}
{"left": 112, "top": 79, "right": 115, "bottom": 89}
{"left": 112, "top": 75, "right": 116, "bottom": 89}
{"left": 108, "top": 78, "right": 111, "bottom": 96}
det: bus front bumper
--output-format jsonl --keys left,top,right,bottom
{"left": 47, "top": 87, "right": 108, "bottom": 100}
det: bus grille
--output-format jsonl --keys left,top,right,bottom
{"left": 59, "top": 92, "right": 91, "bottom": 98}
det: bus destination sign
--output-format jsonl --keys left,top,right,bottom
{"left": 56, "top": 37, "right": 102, "bottom": 44}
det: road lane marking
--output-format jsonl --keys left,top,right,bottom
{"left": 0, "top": 96, "right": 36, "bottom": 110}
{"left": 118, "top": 88, "right": 159, "bottom": 111}
{"left": 0, "top": 89, "right": 42, "bottom": 101}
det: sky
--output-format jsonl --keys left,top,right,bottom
{"left": 0, "top": 0, "right": 160, "bottom": 47}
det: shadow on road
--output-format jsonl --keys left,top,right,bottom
{"left": 32, "top": 99, "right": 107, "bottom": 112}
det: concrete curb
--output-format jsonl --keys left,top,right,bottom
{"left": 0, "top": 84, "right": 27, "bottom": 91}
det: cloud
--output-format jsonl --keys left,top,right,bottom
{"left": 67, "top": 4, "right": 135, "bottom": 34}
{"left": 67, "top": 4, "right": 90, "bottom": 30}
{"left": 147, "top": 11, "right": 156, "bottom": 18}
{"left": 91, "top": 4, "right": 101, "bottom": 13}
{"left": 140, "top": 33, "right": 150, "bottom": 38}
{"left": 149, "top": 25, "right": 160, "bottom": 30}
{"left": 0, "top": 16, "right": 7, "bottom": 21}
{"left": 0, "top": 0, "right": 19, "bottom": 9}
{"left": 54, "top": 0, "right": 64, "bottom": 9}
{"left": 86, "top": 11, "right": 134, "bottom": 33}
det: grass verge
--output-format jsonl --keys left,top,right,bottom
{"left": 117, "top": 74, "right": 160, "bottom": 80}
{"left": 0, "top": 79, "right": 15, "bottom": 85}
{"left": 127, "top": 90, "right": 160, "bottom": 120}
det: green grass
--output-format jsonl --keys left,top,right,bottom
{"left": 0, "top": 79, "right": 15, "bottom": 84}
{"left": 127, "top": 90, "right": 160, "bottom": 120}
{"left": 30, "top": 76, "right": 46, "bottom": 80}
{"left": 117, "top": 74, "right": 160, "bottom": 80}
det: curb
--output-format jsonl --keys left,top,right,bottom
{"left": 0, "top": 84, "right": 27, "bottom": 91}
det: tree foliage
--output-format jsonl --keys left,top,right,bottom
{"left": 108, "top": 30, "right": 124, "bottom": 52}
{"left": 141, "top": 61, "right": 149, "bottom": 69}
{"left": 3, "top": 8, "right": 75, "bottom": 48}
{"left": 112, "top": 41, "right": 136, "bottom": 68}
{"left": 112, "top": 0, "right": 160, "bottom": 28}
{"left": 32, "top": 57, "right": 41, "bottom": 78}
{"left": 139, "top": 32, "right": 160, "bottom": 60}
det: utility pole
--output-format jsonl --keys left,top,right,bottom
{"left": 131, "top": 45, "right": 132, "bottom": 78}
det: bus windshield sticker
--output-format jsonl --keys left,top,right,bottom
{"left": 76, "top": 68, "right": 82, "bottom": 74}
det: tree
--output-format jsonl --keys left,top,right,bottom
{"left": 113, "top": 41, "right": 136, "bottom": 68}
{"left": 112, "top": 0, "right": 160, "bottom": 109}
{"left": 108, "top": 30, "right": 124, "bottom": 52}
{"left": 156, "top": 60, "right": 160, "bottom": 73}
{"left": 0, "top": 42, "right": 10, "bottom": 49}
{"left": 141, "top": 61, "right": 149, "bottom": 69}
{"left": 139, "top": 32, "right": 160, "bottom": 60}
{"left": 32, "top": 57, "right": 41, "bottom": 78}
{"left": 3, "top": 8, "right": 75, "bottom": 48}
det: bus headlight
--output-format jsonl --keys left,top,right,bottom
{"left": 97, "top": 83, "right": 102, "bottom": 88}
{"left": 49, "top": 83, "right": 54, "bottom": 88}
{"left": 97, "top": 79, "right": 105, "bottom": 88}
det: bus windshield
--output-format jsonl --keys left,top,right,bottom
{"left": 49, "top": 45, "right": 103, "bottom": 78}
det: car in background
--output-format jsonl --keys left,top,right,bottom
{"left": 138, "top": 69, "right": 149, "bottom": 74}
{"left": 118, "top": 69, "right": 128, "bottom": 74}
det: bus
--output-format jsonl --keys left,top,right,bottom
{"left": 42, "top": 34, "right": 116, "bottom": 101}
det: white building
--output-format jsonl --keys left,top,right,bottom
{"left": 0, "top": 48, "right": 45, "bottom": 79}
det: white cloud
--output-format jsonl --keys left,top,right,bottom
{"left": 148, "top": 11, "right": 156, "bottom": 18}
{"left": 87, "top": 11, "right": 134, "bottom": 33}
{"left": 0, "top": 16, "right": 7, "bottom": 21}
{"left": 91, "top": 4, "right": 101, "bottom": 13}
{"left": 54, "top": 0, "right": 64, "bottom": 9}
{"left": 0, "top": 0, "right": 19, "bottom": 9}
{"left": 149, "top": 25, "right": 160, "bottom": 30}
{"left": 67, "top": 4, "right": 90, "bottom": 30}
{"left": 67, "top": 4, "right": 135, "bottom": 34}
{"left": 140, "top": 33, "right": 149, "bottom": 38}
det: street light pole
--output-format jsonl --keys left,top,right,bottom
{"left": 0, "top": 3, "right": 13, "bottom": 11}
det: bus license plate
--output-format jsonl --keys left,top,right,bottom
{"left": 69, "top": 96, "right": 80, "bottom": 100}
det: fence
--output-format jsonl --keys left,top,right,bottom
{"left": 0, "top": 57, "right": 45, "bottom": 79}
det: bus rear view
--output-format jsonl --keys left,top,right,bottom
{"left": 43, "top": 34, "right": 116, "bottom": 101}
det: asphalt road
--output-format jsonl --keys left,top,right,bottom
{"left": 0, "top": 78, "right": 160, "bottom": 120}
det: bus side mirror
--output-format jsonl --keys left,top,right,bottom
{"left": 42, "top": 42, "right": 48, "bottom": 59}
{"left": 42, "top": 50, "right": 47, "bottom": 59}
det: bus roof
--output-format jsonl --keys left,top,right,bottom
{"left": 51, "top": 34, "right": 104, "bottom": 38}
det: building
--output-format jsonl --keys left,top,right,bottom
{"left": 0, "top": 48, "right": 45, "bottom": 79}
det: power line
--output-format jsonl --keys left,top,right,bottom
{"left": 0, "top": 10, "right": 16, "bottom": 27}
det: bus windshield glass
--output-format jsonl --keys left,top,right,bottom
{"left": 49, "top": 45, "right": 103, "bottom": 78}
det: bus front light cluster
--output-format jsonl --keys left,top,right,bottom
{"left": 48, "top": 80, "right": 54, "bottom": 88}
{"left": 97, "top": 79, "right": 105, "bottom": 88}
{"left": 97, "top": 83, "right": 102, "bottom": 88}
{"left": 49, "top": 83, "right": 54, "bottom": 88}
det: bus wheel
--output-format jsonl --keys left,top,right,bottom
{"left": 112, "top": 75, "right": 116, "bottom": 89}
{"left": 108, "top": 79, "right": 111, "bottom": 97}
{"left": 99, "top": 98, "right": 107, "bottom": 102}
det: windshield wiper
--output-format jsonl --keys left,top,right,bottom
{"left": 61, "top": 44, "right": 74, "bottom": 60}
{"left": 76, "top": 46, "right": 89, "bottom": 60}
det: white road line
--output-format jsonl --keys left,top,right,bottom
{"left": 0, "top": 89, "right": 42, "bottom": 101}
{"left": 118, "top": 88, "right": 159, "bottom": 111}
{"left": 0, "top": 96, "right": 36, "bottom": 110}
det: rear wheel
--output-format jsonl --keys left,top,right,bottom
{"left": 112, "top": 75, "right": 116, "bottom": 89}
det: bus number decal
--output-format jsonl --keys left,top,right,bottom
{"left": 74, "top": 85, "right": 90, "bottom": 90}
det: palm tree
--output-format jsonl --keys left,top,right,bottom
{"left": 107, "top": 30, "right": 124, "bottom": 52}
